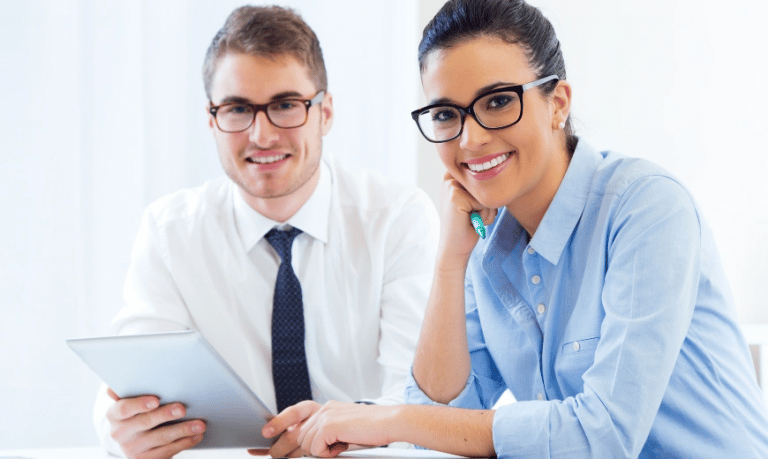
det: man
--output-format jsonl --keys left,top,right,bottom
{"left": 93, "top": 5, "right": 438, "bottom": 459}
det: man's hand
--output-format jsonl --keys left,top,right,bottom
{"left": 248, "top": 400, "right": 322, "bottom": 457}
{"left": 105, "top": 387, "right": 206, "bottom": 459}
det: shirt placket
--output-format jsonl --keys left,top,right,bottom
{"left": 523, "top": 243, "right": 548, "bottom": 401}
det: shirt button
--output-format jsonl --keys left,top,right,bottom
{"left": 537, "top": 303, "right": 546, "bottom": 314}
{"left": 537, "top": 393, "right": 543, "bottom": 400}
{"left": 531, "top": 275, "right": 541, "bottom": 285}
{"left": 573, "top": 341, "right": 580, "bottom": 351}
{"left": 527, "top": 246, "right": 535, "bottom": 255}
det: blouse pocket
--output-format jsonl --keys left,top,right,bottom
{"left": 556, "top": 337, "right": 600, "bottom": 394}
{"left": 561, "top": 336, "right": 600, "bottom": 356}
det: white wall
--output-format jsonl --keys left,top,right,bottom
{"left": 416, "top": 0, "right": 768, "bottom": 324}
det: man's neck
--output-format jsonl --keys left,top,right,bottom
{"left": 241, "top": 166, "right": 321, "bottom": 223}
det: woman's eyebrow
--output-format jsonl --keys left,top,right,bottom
{"left": 427, "top": 81, "right": 517, "bottom": 106}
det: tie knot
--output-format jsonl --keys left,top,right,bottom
{"left": 265, "top": 227, "right": 302, "bottom": 261}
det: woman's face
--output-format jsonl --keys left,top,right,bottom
{"left": 421, "top": 36, "right": 571, "bottom": 217}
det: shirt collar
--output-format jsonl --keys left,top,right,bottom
{"left": 234, "top": 158, "right": 332, "bottom": 252}
{"left": 529, "top": 139, "right": 602, "bottom": 265}
{"left": 483, "top": 139, "right": 602, "bottom": 266}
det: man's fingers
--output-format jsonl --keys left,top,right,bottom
{"left": 267, "top": 423, "right": 303, "bottom": 458}
{"left": 107, "top": 387, "right": 120, "bottom": 401}
{"left": 133, "top": 430, "right": 205, "bottom": 459}
{"left": 109, "top": 403, "right": 189, "bottom": 445}
{"left": 121, "top": 420, "right": 206, "bottom": 459}
{"left": 263, "top": 400, "right": 319, "bottom": 437}
{"left": 106, "top": 396, "right": 161, "bottom": 422}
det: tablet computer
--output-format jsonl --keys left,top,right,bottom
{"left": 67, "top": 330, "right": 275, "bottom": 449}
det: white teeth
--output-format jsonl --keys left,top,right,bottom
{"left": 467, "top": 152, "right": 510, "bottom": 172}
{"left": 249, "top": 154, "right": 288, "bottom": 164}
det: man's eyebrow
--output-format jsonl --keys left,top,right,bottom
{"left": 216, "top": 91, "right": 306, "bottom": 105}
{"left": 217, "top": 95, "right": 251, "bottom": 105}
{"left": 427, "top": 81, "right": 518, "bottom": 106}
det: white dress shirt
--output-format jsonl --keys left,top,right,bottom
{"left": 94, "top": 153, "right": 439, "bottom": 454}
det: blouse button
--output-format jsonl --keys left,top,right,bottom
{"left": 531, "top": 275, "right": 541, "bottom": 285}
{"left": 573, "top": 341, "right": 580, "bottom": 352}
{"left": 537, "top": 393, "right": 544, "bottom": 400}
{"left": 527, "top": 246, "right": 535, "bottom": 255}
{"left": 537, "top": 303, "right": 546, "bottom": 314}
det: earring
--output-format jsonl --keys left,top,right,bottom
{"left": 557, "top": 121, "right": 565, "bottom": 130}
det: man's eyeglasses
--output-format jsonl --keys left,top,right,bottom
{"left": 411, "top": 75, "right": 559, "bottom": 143}
{"left": 209, "top": 91, "right": 325, "bottom": 133}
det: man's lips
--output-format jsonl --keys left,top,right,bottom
{"left": 245, "top": 153, "right": 290, "bottom": 165}
{"left": 463, "top": 152, "right": 512, "bottom": 173}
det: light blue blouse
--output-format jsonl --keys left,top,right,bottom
{"left": 405, "top": 140, "right": 768, "bottom": 458}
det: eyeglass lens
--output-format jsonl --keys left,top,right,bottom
{"left": 216, "top": 100, "right": 309, "bottom": 132}
{"left": 416, "top": 90, "right": 522, "bottom": 142}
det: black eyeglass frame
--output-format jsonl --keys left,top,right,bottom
{"left": 410, "top": 75, "right": 559, "bottom": 144}
{"left": 209, "top": 90, "right": 326, "bottom": 133}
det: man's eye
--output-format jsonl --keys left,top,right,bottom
{"left": 223, "top": 104, "right": 251, "bottom": 115}
{"left": 271, "top": 100, "right": 300, "bottom": 111}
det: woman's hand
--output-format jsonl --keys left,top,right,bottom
{"left": 438, "top": 172, "right": 497, "bottom": 265}
{"left": 294, "top": 401, "right": 394, "bottom": 458}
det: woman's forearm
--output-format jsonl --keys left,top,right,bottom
{"left": 412, "top": 255, "right": 473, "bottom": 403}
{"left": 389, "top": 404, "right": 495, "bottom": 457}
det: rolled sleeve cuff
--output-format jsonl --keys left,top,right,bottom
{"left": 493, "top": 401, "right": 551, "bottom": 459}
{"left": 404, "top": 368, "right": 485, "bottom": 409}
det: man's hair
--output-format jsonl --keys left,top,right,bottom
{"left": 202, "top": 5, "right": 327, "bottom": 100}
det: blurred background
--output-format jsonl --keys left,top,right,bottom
{"left": 1, "top": 0, "right": 766, "bottom": 448}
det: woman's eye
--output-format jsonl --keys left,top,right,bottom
{"left": 432, "top": 109, "right": 458, "bottom": 123}
{"left": 487, "top": 95, "right": 514, "bottom": 109}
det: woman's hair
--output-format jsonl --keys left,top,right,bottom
{"left": 419, "top": 0, "right": 576, "bottom": 152}
{"left": 202, "top": 5, "right": 327, "bottom": 100}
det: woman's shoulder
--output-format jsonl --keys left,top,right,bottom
{"left": 591, "top": 149, "right": 688, "bottom": 200}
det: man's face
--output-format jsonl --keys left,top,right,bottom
{"left": 208, "top": 52, "right": 333, "bottom": 211}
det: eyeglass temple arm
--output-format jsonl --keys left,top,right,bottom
{"left": 522, "top": 75, "right": 559, "bottom": 91}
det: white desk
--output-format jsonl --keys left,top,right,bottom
{"left": 0, "top": 447, "right": 463, "bottom": 459}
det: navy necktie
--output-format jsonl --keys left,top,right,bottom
{"left": 265, "top": 227, "right": 312, "bottom": 413}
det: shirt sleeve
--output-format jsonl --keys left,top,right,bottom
{"left": 492, "top": 176, "right": 703, "bottom": 458}
{"left": 93, "top": 207, "right": 193, "bottom": 455}
{"left": 371, "top": 188, "right": 440, "bottom": 405}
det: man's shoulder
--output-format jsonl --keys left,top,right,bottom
{"left": 144, "top": 177, "right": 232, "bottom": 225}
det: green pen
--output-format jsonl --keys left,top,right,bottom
{"left": 470, "top": 211, "right": 486, "bottom": 239}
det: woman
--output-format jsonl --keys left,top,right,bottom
{"left": 261, "top": 0, "right": 768, "bottom": 457}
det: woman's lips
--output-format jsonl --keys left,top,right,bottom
{"left": 463, "top": 152, "right": 511, "bottom": 173}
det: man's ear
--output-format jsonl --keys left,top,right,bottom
{"left": 207, "top": 104, "right": 216, "bottom": 132}
{"left": 320, "top": 92, "right": 334, "bottom": 136}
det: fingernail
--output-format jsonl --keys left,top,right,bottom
{"left": 146, "top": 400, "right": 159, "bottom": 409}
{"left": 191, "top": 423, "right": 203, "bottom": 433}
{"left": 172, "top": 407, "right": 183, "bottom": 417}
{"left": 193, "top": 434, "right": 203, "bottom": 441}
{"left": 263, "top": 426, "right": 274, "bottom": 436}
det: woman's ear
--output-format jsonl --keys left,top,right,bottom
{"left": 551, "top": 80, "right": 572, "bottom": 129}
